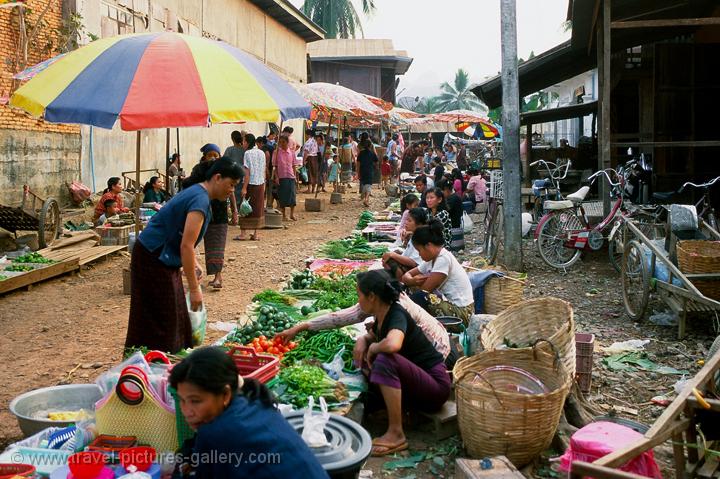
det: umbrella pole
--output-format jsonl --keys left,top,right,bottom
{"left": 135, "top": 131, "right": 141, "bottom": 235}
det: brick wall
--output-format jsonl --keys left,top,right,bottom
{"left": 0, "top": 0, "right": 79, "bottom": 134}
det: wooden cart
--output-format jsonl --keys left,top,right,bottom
{"left": 0, "top": 185, "right": 60, "bottom": 249}
{"left": 621, "top": 217, "right": 720, "bottom": 339}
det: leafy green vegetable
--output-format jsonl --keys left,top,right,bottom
{"left": 311, "top": 274, "right": 359, "bottom": 310}
{"left": 0, "top": 274, "right": 7, "bottom": 281}
{"left": 252, "top": 289, "right": 295, "bottom": 305}
{"left": 356, "top": 211, "right": 374, "bottom": 229}
{"left": 276, "top": 364, "right": 347, "bottom": 407}
{"left": 317, "top": 236, "right": 387, "bottom": 260}
{"left": 5, "top": 264, "right": 35, "bottom": 272}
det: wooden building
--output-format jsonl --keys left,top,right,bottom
{"left": 473, "top": 0, "right": 720, "bottom": 204}
{"left": 308, "top": 39, "right": 412, "bottom": 104}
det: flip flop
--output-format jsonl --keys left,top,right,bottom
{"left": 371, "top": 440, "right": 408, "bottom": 457}
{"left": 233, "top": 236, "right": 250, "bottom": 241}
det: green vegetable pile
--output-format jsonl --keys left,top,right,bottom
{"left": 282, "top": 329, "right": 357, "bottom": 370}
{"left": 317, "top": 236, "right": 387, "bottom": 260}
{"left": 290, "top": 270, "right": 316, "bottom": 289}
{"left": 5, "top": 264, "right": 35, "bottom": 272}
{"left": 252, "top": 289, "right": 295, "bottom": 305}
{"left": 356, "top": 211, "right": 374, "bottom": 229}
{"left": 13, "top": 252, "right": 55, "bottom": 264}
{"left": 275, "top": 364, "right": 348, "bottom": 407}
{"left": 311, "top": 274, "right": 359, "bottom": 310}
{"left": 0, "top": 274, "right": 6, "bottom": 281}
{"left": 227, "top": 305, "right": 298, "bottom": 344}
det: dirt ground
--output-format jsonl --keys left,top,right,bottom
{"left": 1, "top": 187, "right": 718, "bottom": 478}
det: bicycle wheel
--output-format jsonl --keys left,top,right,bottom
{"left": 485, "top": 204, "right": 503, "bottom": 264}
{"left": 536, "top": 211, "right": 582, "bottom": 269}
{"left": 609, "top": 213, "right": 658, "bottom": 273}
{"left": 621, "top": 239, "right": 650, "bottom": 321}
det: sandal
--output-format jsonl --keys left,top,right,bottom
{"left": 371, "top": 439, "right": 408, "bottom": 457}
{"left": 249, "top": 234, "right": 260, "bottom": 241}
{"left": 233, "top": 236, "right": 249, "bottom": 241}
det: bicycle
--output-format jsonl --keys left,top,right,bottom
{"left": 529, "top": 159, "right": 571, "bottom": 222}
{"left": 652, "top": 176, "right": 720, "bottom": 231}
{"left": 535, "top": 169, "right": 625, "bottom": 270}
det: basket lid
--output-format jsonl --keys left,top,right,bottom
{"left": 282, "top": 412, "right": 371, "bottom": 473}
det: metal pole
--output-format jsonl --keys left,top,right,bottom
{"left": 135, "top": 131, "right": 142, "bottom": 234}
{"left": 165, "top": 128, "right": 170, "bottom": 186}
{"left": 500, "top": 0, "right": 523, "bottom": 271}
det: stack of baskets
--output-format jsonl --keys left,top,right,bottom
{"left": 453, "top": 297, "right": 575, "bottom": 466}
{"left": 453, "top": 344, "right": 571, "bottom": 467}
{"left": 677, "top": 240, "right": 720, "bottom": 300}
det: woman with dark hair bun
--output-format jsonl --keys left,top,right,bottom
{"left": 402, "top": 219, "right": 475, "bottom": 323}
{"left": 94, "top": 177, "right": 130, "bottom": 221}
{"left": 354, "top": 269, "right": 450, "bottom": 457}
{"left": 170, "top": 347, "right": 328, "bottom": 478}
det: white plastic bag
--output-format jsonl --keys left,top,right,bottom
{"left": 321, "top": 347, "right": 345, "bottom": 380}
{"left": 186, "top": 294, "right": 207, "bottom": 346}
{"left": 301, "top": 396, "right": 330, "bottom": 448}
{"left": 462, "top": 211, "right": 474, "bottom": 234}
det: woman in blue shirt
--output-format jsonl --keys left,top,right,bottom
{"left": 125, "top": 157, "right": 243, "bottom": 354}
{"left": 170, "top": 347, "right": 328, "bottom": 479}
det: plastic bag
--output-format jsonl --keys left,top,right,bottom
{"left": 301, "top": 396, "right": 330, "bottom": 448}
{"left": 462, "top": 211, "right": 474, "bottom": 234}
{"left": 602, "top": 339, "right": 650, "bottom": 355}
{"left": 321, "top": 347, "right": 345, "bottom": 380}
{"left": 299, "top": 166, "right": 309, "bottom": 183}
{"left": 238, "top": 198, "right": 253, "bottom": 217}
{"left": 186, "top": 294, "right": 207, "bottom": 346}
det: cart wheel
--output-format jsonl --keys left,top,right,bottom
{"left": 485, "top": 204, "right": 503, "bottom": 264}
{"left": 621, "top": 239, "right": 650, "bottom": 321}
{"left": 536, "top": 211, "right": 583, "bottom": 269}
{"left": 38, "top": 198, "right": 60, "bottom": 249}
{"left": 610, "top": 213, "right": 659, "bottom": 273}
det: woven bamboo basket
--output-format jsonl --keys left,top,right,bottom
{"left": 677, "top": 240, "right": 720, "bottom": 300}
{"left": 483, "top": 268, "right": 526, "bottom": 314}
{"left": 480, "top": 297, "right": 575, "bottom": 378}
{"left": 453, "top": 345, "right": 570, "bottom": 466}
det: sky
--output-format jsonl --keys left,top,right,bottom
{"left": 290, "top": 0, "right": 571, "bottom": 102}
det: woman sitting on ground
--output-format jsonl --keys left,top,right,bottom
{"left": 353, "top": 270, "right": 451, "bottom": 457}
{"left": 451, "top": 168, "right": 465, "bottom": 198}
{"left": 439, "top": 180, "right": 465, "bottom": 251}
{"left": 143, "top": 176, "right": 166, "bottom": 204}
{"left": 424, "top": 187, "right": 453, "bottom": 248}
{"left": 94, "top": 177, "right": 130, "bottom": 221}
{"left": 402, "top": 219, "right": 475, "bottom": 323}
{"left": 170, "top": 347, "right": 328, "bottom": 479}
{"left": 465, "top": 168, "right": 486, "bottom": 206}
{"left": 383, "top": 207, "right": 427, "bottom": 280}
{"left": 396, "top": 193, "right": 419, "bottom": 238}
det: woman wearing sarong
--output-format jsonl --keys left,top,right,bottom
{"left": 237, "top": 134, "right": 267, "bottom": 241}
{"left": 125, "top": 158, "right": 243, "bottom": 353}
{"left": 272, "top": 135, "right": 297, "bottom": 221}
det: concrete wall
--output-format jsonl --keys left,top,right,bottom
{"left": 0, "top": 129, "right": 81, "bottom": 205}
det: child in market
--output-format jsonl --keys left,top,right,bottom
{"left": 96, "top": 199, "right": 118, "bottom": 226}
{"left": 327, "top": 151, "right": 340, "bottom": 192}
{"left": 381, "top": 155, "right": 392, "bottom": 187}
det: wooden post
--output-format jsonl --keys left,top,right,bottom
{"left": 500, "top": 0, "right": 523, "bottom": 271}
{"left": 598, "top": 0, "right": 612, "bottom": 215}
{"left": 135, "top": 131, "right": 142, "bottom": 234}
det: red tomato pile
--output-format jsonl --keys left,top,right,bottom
{"left": 247, "top": 336, "right": 297, "bottom": 359}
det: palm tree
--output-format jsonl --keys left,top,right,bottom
{"left": 301, "top": 0, "right": 376, "bottom": 39}
{"left": 413, "top": 97, "right": 443, "bottom": 114}
{"left": 436, "top": 69, "right": 487, "bottom": 113}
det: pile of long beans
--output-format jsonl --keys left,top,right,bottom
{"left": 281, "top": 329, "right": 357, "bottom": 370}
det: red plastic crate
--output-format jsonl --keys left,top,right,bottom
{"left": 227, "top": 346, "right": 279, "bottom": 384}
{"left": 575, "top": 333, "right": 595, "bottom": 393}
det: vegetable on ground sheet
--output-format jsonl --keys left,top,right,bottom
{"left": 281, "top": 329, "right": 356, "bottom": 370}
{"left": 275, "top": 364, "right": 348, "bottom": 408}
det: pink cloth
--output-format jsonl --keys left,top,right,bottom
{"left": 560, "top": 422, "right": 662, "bottom": 478}
{"left": 273, "top": 146, "right": 296, "bottom": 179}
{"left": 453, "top": 178, "right": 463, "bottom": 197}
{"left": 466, "top": 175, "right": 486, "bottom": 202}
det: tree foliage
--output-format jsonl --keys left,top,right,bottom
{"left": 436, "top": 68, "right": 486, "bottom": 113}
{"left": 301, "top": 0, "right": 376, "bottom": 39}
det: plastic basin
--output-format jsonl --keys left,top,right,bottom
{"left": 119, "top": 446, "right": 156, "bottom": 472}
{"left": 68, "top": 452, "right": 106, "bottom": 479}
{"left": 9, "top": 384, "right": 103, "bottom": 437}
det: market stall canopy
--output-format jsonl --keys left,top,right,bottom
{"left": 363, "top": 94, "right": 394, "bottom": 112}
{"left": 10, "top": 32, "right": 312, "bottom": 130}
{"left": 292, "top": 82, "right": 354, "bottom": 120}
{"left": 302, "top": 83, "right": 388, "bottom": 118}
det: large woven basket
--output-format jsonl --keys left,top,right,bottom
{"left": 677, "top": 240, "right": 720, "bottom": 300}
{"left": 480, "top": 297, "right": 576, "bottom": 378}
{"left": 453, "top": 345, "right": 570, "bottom": 466}
{"left": 484, "top": 268, "right": 526, "bottom": 314}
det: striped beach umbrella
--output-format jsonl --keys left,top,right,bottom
{"left": 10, "top": 32, "right": 311, "bottom": 130}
